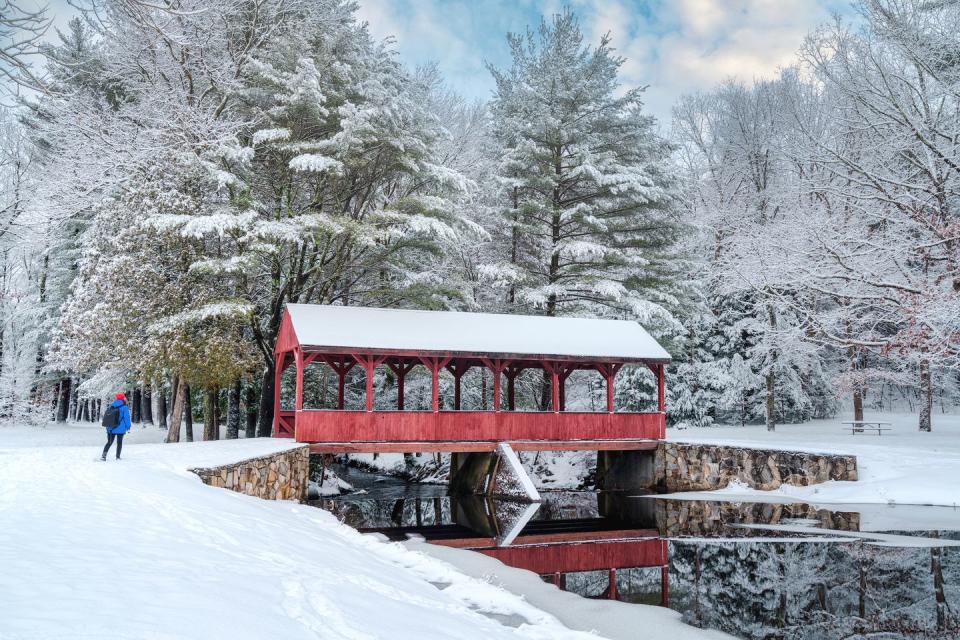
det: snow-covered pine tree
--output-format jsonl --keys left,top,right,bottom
{"left": 485, "top": 10, "right": 687, "bottom": 413}
{"left": 486, "top": 10, "right": 685, "bottom": 328}
{"left": 233, "top": 16, "right": 481, "bottom": 434}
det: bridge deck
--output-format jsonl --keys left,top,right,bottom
{"left": 308, "top": 438, "right": 660, "bottom": 454}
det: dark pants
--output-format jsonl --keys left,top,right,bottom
{"left": 102, "top": 432, "right": 124, "bottom": 459}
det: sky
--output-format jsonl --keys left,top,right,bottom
{"left": 355, "top": 0, "right": 858, "bottom": 123}
{"left": 26, "top": 0, "right": 858, "bottom": 124}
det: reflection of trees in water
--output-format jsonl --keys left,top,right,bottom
{"left": 668, "top": 536, "right": 960, "bottom": 639}
{"left": 323, "top": 496, "right": 451, "bottom": 529}
{"left": 532, "top": 492, "right": 601, "bottom": 520}
{"left": 563, "top": 570, "right": 610, "bottom": 598}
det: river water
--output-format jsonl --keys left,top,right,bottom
{"left": 312, "top": 465, "right": 960, "bottom": 639}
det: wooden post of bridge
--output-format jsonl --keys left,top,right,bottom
{"left": 353, "top": 354, "right": 387, "bottom": 412}
{"left": 607, "top": 568, "right": 619, "bottom": 600}
{"left": 660, "top": 565, "right": 669, "bottom": 607}
{"left": 446, "top": 361, "right": 471, "bottom": 411}
{"left": 418, "top": 356, "right": 451, "bottom": 413}
{"left": 596, "top": 363, "right": 622, "bottom": 413}
{"left": 542, "top": 362, "right": 561, "bottom": 413}
{"left": 505, "top": 364, "right": 520, "bottom": 411}
{"left": 387, "top": 360, "right": 415, "bottom": 410}
{"left": 657, "top": 363, "right": 666, "bottom": 414}
{"left": 480, "top": 358, "right": 508, "bottom": 413}
{"left": 272, "top": 351, "right": 285, "bottom": 436}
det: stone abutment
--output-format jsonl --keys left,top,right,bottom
{"left": 190, "top": 445, "right": 310, "bottom": 502}
{"left": 596, "top": 441, "right": 858, "bottom": 494}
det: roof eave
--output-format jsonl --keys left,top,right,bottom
{"left": 297, "top": 344, "right": 672, "bottom": 365}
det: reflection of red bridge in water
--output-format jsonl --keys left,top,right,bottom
{"left": 364, "top": 518, "right": 670, "bottom": 606}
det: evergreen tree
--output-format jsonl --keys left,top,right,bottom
{"left": 486, "top": 10, "right": 686, "bottom": 334}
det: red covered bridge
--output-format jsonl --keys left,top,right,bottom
{"left": 273, "top": 304, "right": 669, "bottom": 453}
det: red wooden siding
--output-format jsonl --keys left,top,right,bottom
{"left": 275, "top": 312, "right": 300, "bottom": 354}
{"left": 475, "top": 538, "right": 667, "bottom": 575}
{"left": 294, "top": 410, "right": 665, "bottom": 443}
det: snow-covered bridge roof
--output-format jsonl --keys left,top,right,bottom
{"left": 281, "top": 304, "right": 670, "bottom": 363}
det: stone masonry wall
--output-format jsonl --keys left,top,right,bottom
{"left": 655, "top": 499, "right": 860, "bottom": 538}
{"left": 190, "top": 446, "right": 310, "bottom": 502}
{"left": 657, "top": 442, "right": 858, "bottom": 493}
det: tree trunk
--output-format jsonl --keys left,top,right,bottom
{"left": 131, "top": 387, "right": 142, "bottom": 423}
{"left": 256, "top": 363, "right": 274, "bottom": 438}
{"left": 184, "top": 385, "right": 193, "bottom": 442}
{"left": 848, "top": 340, "right": 864, "bottom": 421}
{"left": 766, "top": 370, "right": 776, "bottom": 432}
{"left": 80, "top": 399, "right": 90, "bottom": 422}
{"left": 245, "top": 385, "right": 258, "bottom": 438}
{"left": 852, "top": 386, "right": 864, "bottom": 422}
{"left": 157, "top": 386, "right": 168, "bottom": 430}
{"left": 766, "top": 305, "right": 777, "bottom": 432}
{"left": 165, "top": 379, "right": 186, "bottom": 443}
{"left": 227, "top": 379, "right": 241, "bottom": 439}
{"left": 50, "top": 381, "right": 60, "bottom": 421}
{"left": 168, "top": 377, "right": 180, "bottom": 426}
{"left": 858, "top": 548, "right": 866, "bottom": 619}
{"left": 203, "top": 387, "right": 218, "bottom": 441}
{"left": 214, "top": 387, "right": 222, "bottom": 439}
{"left": 919, "top": 358, "right": 932, "bottom": 432}
{"left": 69, "top": 381, "right": 79, "bottom": 421}
{"left": 932, "top": 533, "right": 947, "bottom": 631}
{"left": 55, "top": 377, "right": 71, "bottom": 422}
{"left": 142, "top": 384, "right": 153, "bottom": 425}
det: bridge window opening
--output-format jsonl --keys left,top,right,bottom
{"left": 614, "top": 364, "right": 661, "bottom": 413}
{"left": 457, "top": 367, "right": 490, "bottom": 411}
{"left": 563, "top": 369, "right": 608, "bottom": 411}
{"left": 509, "top": 367, "right": 553, "bottom": 412}
{"left": 278, "top": 362, "right": 296, "bottom": 411}
{"left": 377, "top": 362, "right": 433, "bottom": 411}
{"left": 301, "top": 361, "right": 346, "bottom": 410}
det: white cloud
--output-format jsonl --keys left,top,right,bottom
{"left": 355, "top": 1, "right": 856, "bottom": 123}
{"left": 598, "top": 0, "right": 847, "bottom": 124}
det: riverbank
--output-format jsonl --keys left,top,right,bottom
{"left": 671, "top": 412, "right": 960, "bottom": 507}
{"left": 347, "top": 412, "right": 960, "bottom": 507}
{"left": 0, "top": 422, "right": 704, "bottom": 639}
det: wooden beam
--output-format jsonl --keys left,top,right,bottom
{"left": 480, "top": 358, "right": 509, "bottom": 413}
{"left": 505, "top": 365, "right": 521, "bottom": 411}
{"left": 387, "top": 360, "right": 416, "bottom": 410}
{"left": 299, "top": 345, "right": 670, "bottom": 367}
{"left": 418, "top": 356, "right": 452, "bottom": 413}
{"left": 307, "top": 439, "right": 660, "bottom": 454}
{"left": 294, "top": 348, "right": 304, "bottom": 412}
{"left": 352, "top": 354, "right": 387, "bottom": 412}
{"left": 272, "top": 351, "right": 286, "bottom": 435}
{"left": 657, "top": 364, "right": 665, "bottom": 413}
{"left": 445, "top": 361, "right": 470, "bottom": 410}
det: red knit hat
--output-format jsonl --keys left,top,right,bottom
{"left": 115, "top": 392, "right": 126, "bottom": 401}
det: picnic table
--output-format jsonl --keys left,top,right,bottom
{"left": 842, "top": 420, "right": 892, "bottom": 435}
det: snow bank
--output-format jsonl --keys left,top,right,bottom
{"left": 670, "top": 412, "right": 960, "bottom": 507}
{"left": 0, "top": 425, "right": 606, "bottom": 639}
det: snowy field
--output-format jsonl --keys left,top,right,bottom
{"left": 0, "top": 422, "right": 714, "bottom": 640}
{"left": 671, "top": 412, "right": 960, "bottom": 508}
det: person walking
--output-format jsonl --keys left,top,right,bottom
{"left": 101, "top": 392, "right": 131, "bottom": 461}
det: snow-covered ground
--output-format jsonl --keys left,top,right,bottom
{"left": 670, "top": 412, "right": 960, "bottom": 508}
{"left": 0, "top": 422, "right": 708, "bottom": 640}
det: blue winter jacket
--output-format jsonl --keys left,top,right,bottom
{"left": 108, "top": 399, "right": 132, "bottom": 435}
